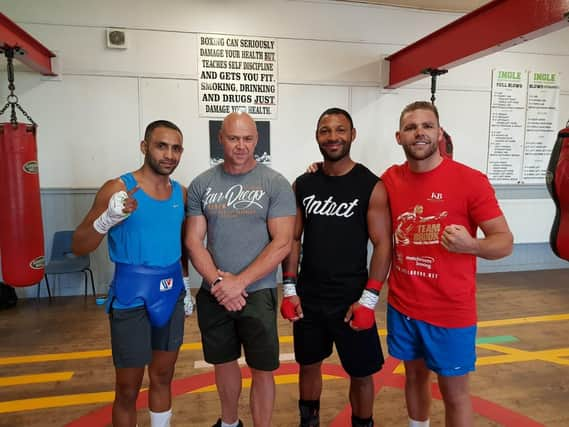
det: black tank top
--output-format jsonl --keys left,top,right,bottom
{"left": 296, "top": 163, "right": 379, "bottom": 307}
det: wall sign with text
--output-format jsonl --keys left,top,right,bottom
{"left": 488, "top": 69, "right": 560, "bottom": 185}
{"left": 198, "top": 34, "right": 278, "bottom": 119}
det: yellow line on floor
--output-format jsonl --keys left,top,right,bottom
{"left": 393, "top": 345, "right": 569, "bottom": 373}
{"left": 0, "top": 350, "right": 111, "bottom": 366}
{"left": 0, "top": 391, "right": 115, "bottom": 414}
{"left": 180, "top": 342, "right": 202, "bottom": 351}
{"left": 1, "top": 313, "right": 567, "bottom": 366}
{"left": 0, "top": 373, "right": 341, "bottom": 414}
{"left": 476, "top": 344, "right": 569, "bottom": 366}
{"left": 0, "top": 372, "right": 74, "bottom": 387}
{"left": 477, "top": 313, "right": 569, "bottom": 328}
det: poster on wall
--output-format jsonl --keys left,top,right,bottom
{"left": 208, "top": 120, "right": 271, "bottom": 166}
{"left": 522, "top": 71, "right": 560, "bottom": 184}
{"left": 487, "top": 69, "right": 560, "bottom": 185}
{"left": 487, "top": 69, "right": 527, "bottom": 184}
{"left": 198, "top": 34, "right": 278, "bottom": 119}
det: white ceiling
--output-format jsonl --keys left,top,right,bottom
{"left": 333, "top": 0, "right": 491, "bottom": 13}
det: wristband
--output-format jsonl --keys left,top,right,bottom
{"left": 365, "top": 278, "right": 383, "bottom": 293}
{"left": 283, "top": 272, "right": 297, "bottom": 280}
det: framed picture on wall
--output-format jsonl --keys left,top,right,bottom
{"left": 208, "top": 120, "right": 271, "bottom": 165}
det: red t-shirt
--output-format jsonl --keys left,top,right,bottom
{"left": 382, "top": 158, "right": 503, "bottom": 327}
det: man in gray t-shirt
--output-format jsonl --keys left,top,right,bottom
{"left": 185, "top": 112, "right": 295, "bottom": 427}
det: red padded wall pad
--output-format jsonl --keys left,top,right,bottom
{"left": 546, "top": 127, "right": 569, "bottom": 261}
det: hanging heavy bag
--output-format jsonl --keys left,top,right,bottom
{"left": 546, "top": 125, "right": 569, "bottom": 261}
{"left": 0, "top": 48, "right": 45, "bottom": 286}
{"left": 0, "top": 123, "right": 45, "bottom": 285}
{"left": 439, "top": 130, "right": 453, "bottom": 159}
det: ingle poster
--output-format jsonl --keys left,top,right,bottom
{"left": 487, "top": 69, "right": 560, "bottom": 185}
{"left": 522, "top": 71, "right": 560, "bottom": 184}
{"left": 487, "top": 69, "right": 527, "bottom": 184}
{"left": 198, "top": 33, "right": 278, "bottom": 119}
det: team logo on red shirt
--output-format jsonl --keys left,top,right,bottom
{"left": 395, "top": 204, "right": 447, "bottom": 246}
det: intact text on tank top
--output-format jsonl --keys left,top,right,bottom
{"left": 296, "top": 163, "right": 379, "bottom": 304}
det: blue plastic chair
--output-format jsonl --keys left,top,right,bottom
{"left": 40, "top": 230, "right": 95, "bottom": 298}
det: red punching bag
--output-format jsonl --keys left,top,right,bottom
{"left": 546, "top": 126, "right": 569, "bottom": 261}
{"left": 0, "top": 123, "right": 45, "bottom": 286}
{"left": 439, "top": 129, "right": 453, "bottom": 159}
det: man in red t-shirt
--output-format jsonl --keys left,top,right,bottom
{"left": 382, "top": 101, "right": 513, "bottom": 427}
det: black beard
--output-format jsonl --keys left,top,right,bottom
{"left": 146, "top": 153, "right": 175, "bottom": 176}
{"left": 318, "top": 141, "right": 350, "bottom": 162}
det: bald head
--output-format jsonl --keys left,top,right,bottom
{"left": 219, "top": 112, "right": 259, "bottom": 173}
{"left": 221, "top": 112, "right": 257, "bottom": 135}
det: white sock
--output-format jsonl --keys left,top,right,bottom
{"left": 221, "top": 420, "right": 240, "bottom": 427}
{"left": 409, "top": 418, "right": 430, "bottom": 427}
{"left": 150, "top": 408, "right": 172, "bottom": 427}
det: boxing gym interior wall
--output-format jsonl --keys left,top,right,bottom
{"left": 0, "top": 0, "right": 567, "bottom": 297}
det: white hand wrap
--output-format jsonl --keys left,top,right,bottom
{"left": 93, "top": 191, "right": 130, "bottom": 234}
{"left": 283, "top": 282, "right": 297, "bottom": 298}
{"left": 183, "top": 276, "right": 194, "bottom": 316}
{"left": 358, "top": 289, "right": 379, "bottom": 310}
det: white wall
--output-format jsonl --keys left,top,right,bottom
{"left": 2, "top": 1, "right": 567, "bottom": 184}
{"left": 0, "top": 0, "right": 568, "bottom": 293}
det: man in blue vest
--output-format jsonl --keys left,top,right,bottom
{"left": 73, "top": 120, "right": 188, "bottom": 427}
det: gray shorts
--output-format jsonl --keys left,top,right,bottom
{"left": 109, "top": 294, "right": 185, "bottom": 368}
{"left": 196, "top": 287, "right": 279, "bottom": 371}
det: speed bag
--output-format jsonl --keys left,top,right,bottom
{"left": 439, "top": 130, "right": 453, "bottom": 159}
{"left": 0, "top": 123, "right": 45, "bottom": 286}
{"left": 546, "top": 127, "right": 569, "bottom": 261}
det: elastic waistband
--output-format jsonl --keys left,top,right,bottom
{"left": 114, "top": 261, "right": 181, "bottom": 276}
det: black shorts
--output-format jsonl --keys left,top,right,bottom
{"left": 109, "top": 293, "right": 185, "bottom": 368}
{"left": 196, "top": 287, "right": 279, "bottom": 371}
{"left": 293, "top": 302, "right": 384, "bottom": 378}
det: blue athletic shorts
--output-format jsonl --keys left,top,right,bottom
{"left": 387, "top": 304, "right": 476, "bottom": 376}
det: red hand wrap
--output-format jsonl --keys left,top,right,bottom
{"left": 351, "top": 306, "right": 375, "bottom": 329}
{"left": 280, "top": 297, "right": 298, "bottom": 320}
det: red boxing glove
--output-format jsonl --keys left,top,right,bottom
{"left": 350, "top": 278, "right": 383, "bottom": 330}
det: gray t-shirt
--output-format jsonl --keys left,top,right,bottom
{"left": 187, "top": 163, "right": 296, "bottom": 292}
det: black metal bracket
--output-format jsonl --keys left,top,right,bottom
{"left": 421, "top": 68, "right": 448, "bottom": 105}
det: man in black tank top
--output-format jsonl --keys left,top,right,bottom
{"left": 281, "top": 108, "right": 392, "bottom": 427}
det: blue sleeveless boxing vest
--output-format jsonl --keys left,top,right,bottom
{"left": 107, "top": 173, "right": 185, "bottom": 327}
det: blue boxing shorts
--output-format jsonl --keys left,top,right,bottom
{"left": 387, "top": 304, "right": 476, "bottom": 376}
{"left": 107, "top": 261, "right": 184, "bottom": 328}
